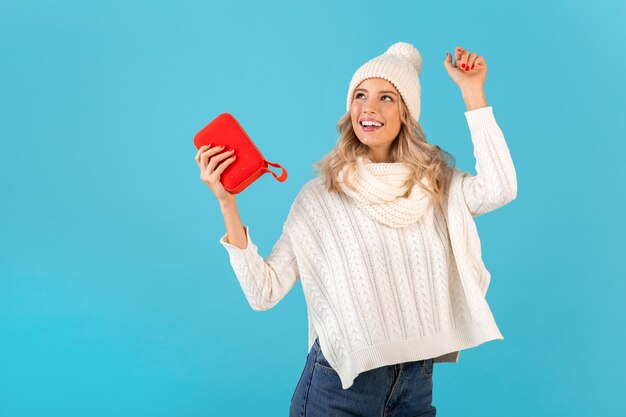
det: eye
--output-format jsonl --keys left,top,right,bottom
{"left": 354, "top": 92, "right": 393, "bottom": 101}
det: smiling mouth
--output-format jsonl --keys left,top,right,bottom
{"left": 360, "top": 122, "right": 384, "bottom": 132}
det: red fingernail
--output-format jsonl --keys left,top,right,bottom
{"left": 461, "top": 63, "right": 465, "bottom": 68}
{"left": 465, "top": 66, "right": 469, "bottom": 71}
{"left": 471, "top": 64, "right": 475, "bottom": 69}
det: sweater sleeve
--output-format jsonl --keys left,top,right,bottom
{"left": 219, "top": 221, "right": 300, "bottom": 312}
{"left": 460, "top": 106, "right": 518, "bottom": 217}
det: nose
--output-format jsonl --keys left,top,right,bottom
{"left": 362, "top": 97, "right": 379, "bottom": 114}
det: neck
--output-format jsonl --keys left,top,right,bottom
{"left": 367, "top": 146, "right": 391, "bottom": 163}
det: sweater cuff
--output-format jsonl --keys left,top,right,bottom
{"left": 219, "top": 225, "right": 255, "bottom": 255}
{"left": 464, "top": 106, "right": 498, "bottom": 133}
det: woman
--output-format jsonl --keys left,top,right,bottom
{"left": 195, "top": 42, "right": 517, "bottom": 417}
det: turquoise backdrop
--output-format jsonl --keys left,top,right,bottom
{"left": 1, "top": 0, "right": 624, "bottom": 416}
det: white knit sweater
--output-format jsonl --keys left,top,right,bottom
{"left": 219, "top": 106, "right": 517, "bottom": 389}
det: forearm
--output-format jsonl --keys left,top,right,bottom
{"left": 462, "top": 106, "right": 518, "bottom": 216}
{"left": 220, "top": 200, "right": 248, "bottom": 249}
{"left": 217, "top": 202, "right": 301, "bottom": 312}
{"left": 461, "top": 88, "right": 488, "bottom": 111}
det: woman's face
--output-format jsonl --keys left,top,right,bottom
{"left": 350, "top": 78, "right": 402, "bottom": 162}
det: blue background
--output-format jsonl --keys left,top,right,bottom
{"left": 1, "top": 0, "right": 624, "bottom": 416}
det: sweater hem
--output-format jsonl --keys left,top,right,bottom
{"left": 321, "top": 316, "right": 504, "bottom": 390}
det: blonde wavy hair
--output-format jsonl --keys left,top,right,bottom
{"left": 312, "top": 94, "right": 457, "bottom": 207}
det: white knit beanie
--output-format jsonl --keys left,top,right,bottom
{"left": 346, "top": 41, "right": 423, "bottom": 123}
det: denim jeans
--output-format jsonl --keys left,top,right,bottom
{"left": 290, "top": 337, "right": 436, "bottom": 417}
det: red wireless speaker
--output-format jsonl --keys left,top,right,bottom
{"left": 193, "top": 113, "right": 288, "bottom": 194}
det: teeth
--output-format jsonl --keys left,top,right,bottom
{"left": 361, "top": 120, "right": 382, "bottom": 127}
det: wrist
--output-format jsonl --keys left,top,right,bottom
{"left": 460, "top": 88, "right": 488, "bottom": 111}
{"left": 460, "top": 87, "right": 484, "bottom": 98}
{"left": 219, "top": 198, "right": 237, "bottom": 212}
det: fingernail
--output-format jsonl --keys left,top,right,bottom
{"left": 461, "top": 63, "right": 465, "bottom": 68}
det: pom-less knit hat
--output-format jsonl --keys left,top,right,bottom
{"left": 346, "top": 41, "right": 423, "bottom": 123}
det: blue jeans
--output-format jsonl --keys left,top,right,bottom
{"left": 290, "top": 337, "right": 436, "bottom": 417}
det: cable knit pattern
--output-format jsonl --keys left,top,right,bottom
{"left": 219, "top": 106, "right": 517, "bottom": 389}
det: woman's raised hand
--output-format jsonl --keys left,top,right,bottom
{"left": 443, "top": 45, "right": 488, "bottom": 92}
{"left": 195, "top": 144, "right": 237, "bottom": 205}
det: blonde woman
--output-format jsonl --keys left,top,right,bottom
{"left": 195, "top": 42, "right": 517, "bottom": 417}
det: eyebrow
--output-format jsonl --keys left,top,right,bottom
{"left": 354, "top": 88, "right": 398, "bottom": 96}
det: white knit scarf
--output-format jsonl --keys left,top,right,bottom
{"left": 337, "top": 155, "right": 432, "bottom": 228}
